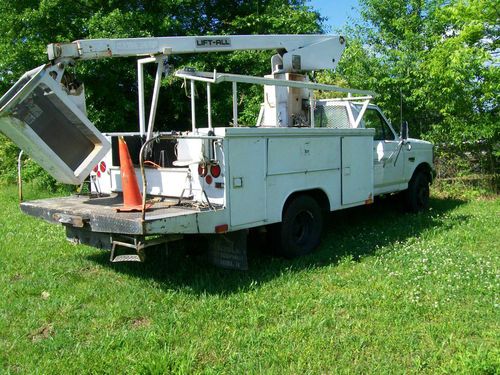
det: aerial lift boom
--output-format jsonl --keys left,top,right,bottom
{"left": 47, "top": 34, "right": 346, "bottom": 73}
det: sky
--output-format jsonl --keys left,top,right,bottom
{"left": 307, "top": 0, "right": 360, "bottom": 32}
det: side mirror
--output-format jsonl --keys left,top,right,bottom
{"left": 400, "top": 121, "right": 409, "bottom": 141}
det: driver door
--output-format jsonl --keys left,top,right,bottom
{"left": 362, "top": 108, "right": 404, "bottom": 192}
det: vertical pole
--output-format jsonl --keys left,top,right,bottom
{"left": 191, "top": 79, "right": 196, "bottom": 132}
{"left": 232, "top": 81, "right": 238, "bottom": 127}
{"left": 146, "top": 59, "right": 165, "bottom": 141}
{"left": 137, "top": 60, "right": 146, "bottom": 136}
{"left": 400, "top": 87, "right": 403, "bottom": 129}
{"left": 207, "top": 82, "right": 212, "bottom": 130}
{"left": 309, "top": 90, "right": 315, "bottom": 128}
{"left": 17, "top": 150, "right": 23, "bottom": 203}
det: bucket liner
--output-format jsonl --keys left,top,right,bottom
{"left": 0, "top": 65, "right": 110, "bottom": 184}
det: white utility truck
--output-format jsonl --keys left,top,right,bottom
{"left": 0, "top": 35, "right": 434, "bottom": 269}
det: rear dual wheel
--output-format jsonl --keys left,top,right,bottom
{"left": 271, "top": 195, "right": 323, "bottom": 258}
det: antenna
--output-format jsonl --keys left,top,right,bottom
{"left": 400, "top": 87, "right": 403, "bottom": 127}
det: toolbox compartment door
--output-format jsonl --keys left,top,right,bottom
{"left": 341, "top": 135, "right": 373, "bottom": 205}
{"left": 0, "top": 65, "right": 110, "bottom": 184}
{"left": 228, "top": 137, "right": 267, "bottom": 226}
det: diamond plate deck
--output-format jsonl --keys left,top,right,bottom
{"left": 20, "top": 193, "right": 218, "bottom": 235}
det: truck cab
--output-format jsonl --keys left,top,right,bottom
{"left": 315, "top": 100, "right": 434, "bottom": 205}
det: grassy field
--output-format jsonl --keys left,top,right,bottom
{"left": 0, "top": 185, "right": 498, "bottom": 374}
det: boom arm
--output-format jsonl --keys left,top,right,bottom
{"left": 48, "top": 34, "right": 346, "bottom": 73}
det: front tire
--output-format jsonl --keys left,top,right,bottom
{"left": 405, "top": 171, "right": 430, "bottom": 212}
{"left": 274, "top": 195, "right": 323, "bottom": 258}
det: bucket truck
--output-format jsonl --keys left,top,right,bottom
{"left": 0, "top": 34, "right": 434, "bottom": 269}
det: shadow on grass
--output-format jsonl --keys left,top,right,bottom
{"left": 87, "top": 196, "right": 466, "bottom": 296}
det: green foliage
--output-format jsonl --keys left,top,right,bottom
{"left": 0, "top": 134, "right": 18, "bottom": 184}
{"left": 21, "top": 160, "right": 60, "bottom": 192}
{"left": 434, "top": 176, "right": 498, "bottom": 200}
{"left": 324, "top": 0, "right": 499, "bottom": 149}
{"left": 0, "top": 185, "right": 498, "bottom": 372}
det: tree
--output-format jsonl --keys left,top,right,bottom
{"left": 0, "top": 0, "right": 323, "bottom": 185}
{"left": 323, "top": 0, "right": 498, "bottom": 149}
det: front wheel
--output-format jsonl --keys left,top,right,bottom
{"left": 273, "top": 195, "right": 323, "bottom": 258}
{"left": 405, "top": 171, "right": 430, "bottom": 212}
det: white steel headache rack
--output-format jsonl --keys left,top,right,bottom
{"left": 174, "top": 69, "right": 375, "bottom": 130}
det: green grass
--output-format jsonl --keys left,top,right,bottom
{"left": 0, "top": 185, "right": 498, "bottom": 374}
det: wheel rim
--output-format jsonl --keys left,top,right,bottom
{"left": 292, "top": 211, "right": 313, "bottom": 245}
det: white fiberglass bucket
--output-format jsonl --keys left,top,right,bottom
{"left": 0, "top": 65, "right": 110, "bottom": 184}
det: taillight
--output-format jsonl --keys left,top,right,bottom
{"left": 99, "top": 161, "right": 106, "bottom": 172}
{"left": 198, "top": 163, "right": 207, "bottom": 177}
{"left": 93, "top": 165, "right": 98, "bottom": 173}
{"left": 210, "top": 164, "right": 221, "bottom": 178}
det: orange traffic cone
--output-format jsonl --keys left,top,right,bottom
{"left": 116, "top": 136, "right": 149, "bottom": 212}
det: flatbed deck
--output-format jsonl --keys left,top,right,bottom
{"left": 20, "top": 194, "right": 223, "bottom": 235}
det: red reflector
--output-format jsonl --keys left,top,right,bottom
{"left": 100, "top": 161, "right": 106, "bottom": 172}
{"left": 96, "top": 170, "right": 101, "bottom": 178}
{"left": 215, "top": 224, "right": 228, "bottom": 233}
{"left": 198, "top": 163, "right": 207, "bottom": 177}
{"left": 210, "top": 164, "right": 221, "bottom": 178}
{"left": 205, "top": 175, "right": 213, "bottom": 185}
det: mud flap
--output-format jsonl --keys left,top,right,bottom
{"left": 207, "top": 230, "right": 248, "bottom": 271}
{"left": 0, "top": 64, "right": 110, "bottom": 184}
{"left": 65, "top": 226, "right": 112, "bottom": 250}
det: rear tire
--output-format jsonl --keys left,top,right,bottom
{"left": 273, "top": 195, "right": 323, "bottom": 258}
{"left": 405, "top": 171, "right": 430, "bottom": 212}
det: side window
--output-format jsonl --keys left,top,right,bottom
{"left": 363, "top": 109, "right": 395, "bottom": 141}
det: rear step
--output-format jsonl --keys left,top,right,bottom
{"left": 111, "top": 254, "right": 144, "bottom": 263}
{"left": 110, "top": 235, "right": 180, "bottom": 263}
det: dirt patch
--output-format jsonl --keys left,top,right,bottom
{"left": 5, "top": 364, "right": 22, "bottom": 374}
{"left": 10, "top": 274, "right": 22, "bottom": 282}
{"left": 79, "top": 266, "right": 101, "bottom": 275}
{"left": 130, "top": 317, "right": 151, "bottom": 329}
{"left": 29, "top": 324, "right": 54, "bottom": 342}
